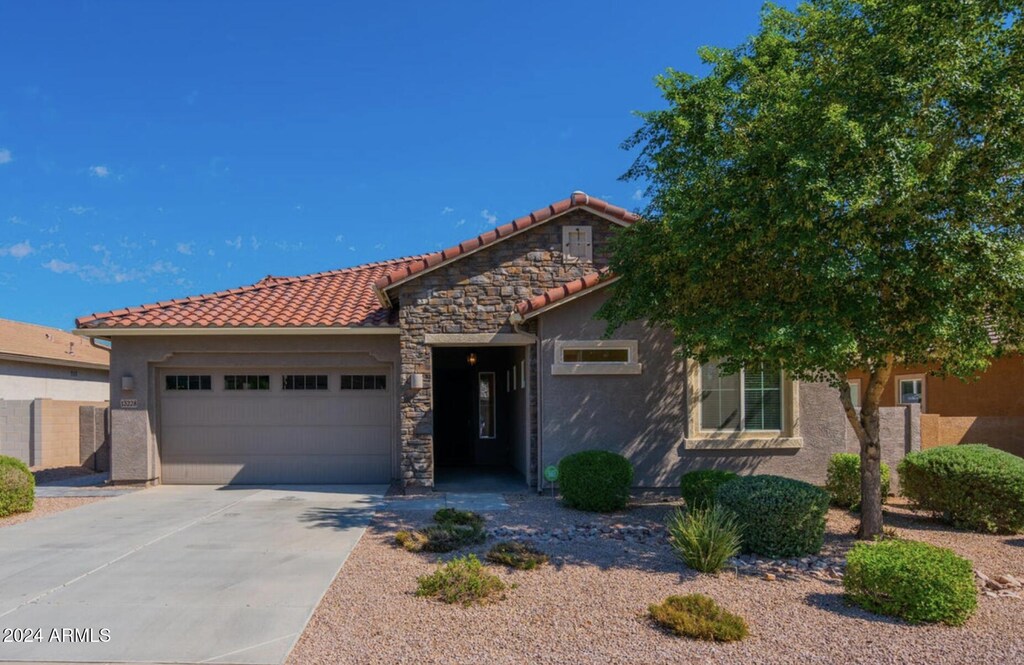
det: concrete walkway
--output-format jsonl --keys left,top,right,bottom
{"left": 0, "top": 484, "right": 385, "bottom": 664}
{"left": 34, "top": 471, "right": 139, "bottom": 498}
{"left": 385, "top": 492, "right": 510, "bottom": 512}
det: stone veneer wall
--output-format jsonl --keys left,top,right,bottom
{"left": 396, "top": 209, "right": 622, "bottom": 486}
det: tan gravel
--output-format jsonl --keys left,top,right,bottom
{"left": 0, "top": 496, "right": 105, "bottom": 528}
{"left": 289, "top": 495, "right": 1024, "bottom": 665}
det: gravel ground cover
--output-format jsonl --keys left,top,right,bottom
{"left": 0, "top": 496, "right": 105, "bottom": 528}
{"left": 289, "top": 495, "right": 1024, "bottom": 665}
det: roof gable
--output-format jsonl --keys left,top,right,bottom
{"left": 372, "top": 191, "right": 637, "bottom": 302}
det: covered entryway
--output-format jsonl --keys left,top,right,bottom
{"left": 432, "top": 346, "right": 529, "bottom": 484}
{"left": 159, "top": 366, "right": 392, "bottom": 484}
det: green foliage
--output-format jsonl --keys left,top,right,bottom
{"left": 649, "top": 594, "right": 748, "bottom": 642}
{"left": 680, "top": 469, "right": 738, "bottom": 509}
{"left": 415, "top": 554, "right": 507, "bottom": 606}
{"left": 395, "top": 509, "right": 487, "bottom": 553}
{"left": 844, "top": 539, "right": 977, "bottom": 626}
{"left": 557, "top": 450, "right": 634, "bottom": 512}
{"left": 666, "top": 505, "right": 742, "bottom": 573}
{"left": 486, "top": 541, "right": 549, "bottom": 570}
{"left": 0, "top": 455, "right": 34, "bottom": 518}
{"left": 715, "top": 475, "right": 829, "bottom": 557}
{"left": 899, "top": 444, "right": 1024, "bottom": 533}
{"left": 826, "top": 453, "right": 890, "bottom": 509}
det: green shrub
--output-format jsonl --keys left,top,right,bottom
{"left": 0, "top": 456, "right": 34, "bottom": 518}
{"left": 649, "top": 594, "right": 748, "bottom": 642}
{"left": 826, "top": 453, "right": 890, "bottom": 509}
{"left": 486, "top": 541, "right": 549, "bottom": 570}
{"left": 666, "top": 505, "right": 742, "bottom": 573}
{"left": 395, "top": 508, "right": 487, "bottom": 553}
{"left": 557, "top": 450, "right": 633, "bottom": 512}
{"left": 680, "top": 469, "right": 738, "bottom": 509}
{"left": 899, "top": 444, "right": 1024, "bottom": 533}
{"left": 715, "top": 475, "right": 829, "bottom": 557}
{"left": 416, "top": 554, "right": 507, "bottom": 605}
{"left": 844, "top": 539, "right": 977, "bottom": 625}
{"left": 434, "top": 507, "right": 485, "bottom": 530}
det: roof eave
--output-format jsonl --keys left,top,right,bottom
{"left": 519, "top": 276, "right": 620, "bottom": 321}
{"left": 73, "top": 326, "right": 400, "bottom": 338}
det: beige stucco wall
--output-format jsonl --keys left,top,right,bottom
{"left": 538, "top": 290, "right": 920, "bottom": 488}
{"left": 37, "top": 399, "right": 109, "bottom": 468}
{"left": 0, "top": 359, "right": 108, "bottom": 401}
{"left": 106, "top": 333, "right": 401, "bottom": 483}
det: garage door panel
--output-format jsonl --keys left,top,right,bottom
{"left": 159, "top": 367, "right": 392, "bottom": 484}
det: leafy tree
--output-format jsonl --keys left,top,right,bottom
{"left": 602, "top": 0, "right": 1024, "bottom": 538}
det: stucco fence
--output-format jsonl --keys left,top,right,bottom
{"left": 920, "top": 413, "right": 1024, "bottom": 457}
{"left": 0, "top": 398, "right": 110, "bottom": 470}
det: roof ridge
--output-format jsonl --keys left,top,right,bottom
{"left": 0, "top": 317, "right": 78, "bottom": 335}
{"left": 76, "top": 253, "right": 430, "bottom": 327}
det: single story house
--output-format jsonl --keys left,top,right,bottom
{"left": 0, "top": 317, "right": 109, "bottom": 401}
{"left": 75, "top": 192, "right": 918, "bottom": 488}
{"left": 848, "top": 357, "right": 1024, "bottom": 458}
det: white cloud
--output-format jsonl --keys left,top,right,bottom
{"left": 0, "top": 240, "right": 34, "bottom": 259}
{"left": 226, "top": 236, "right": 242, "bottom": 250}
{"left": 207, "top": 249, "right": 215, "bottom": 257}
{"left": 348, "top": 245, "right": 356, "bottom": 252}
{"left": 8, "top": 216, "right": 26, "bottom": 225}
{"left": 441, "top": 206, "right": 455, "bottom": 215}
{"left": 148, "top": 260, "right": 179, "bottom": 275}
{"left": 632, "top": 189, "right": 644, "bottom": 201}
{"left": 90, "top": 243, "right": 107, "bottom": 253}
{"left": 42, "top": 258, "right": 77, "bottom": 274}
{"left": 481, "top": 209, "right": 498, "bottom": 225}
{"left": 250, "top": 236, "right": 261, "bottom": 251}
{"left": 334, "top": 234, "right": 345, "bottom": 243}
{"left": 67, "top": 205, "right": 93, "bottom": 215}
{"left": 374, "top": 243, "right": 385, "bottom": 250}
{"left": 89, "top": 165, "right": 110, "bottom": 178}
{"left": 455, "top": 218, "right": 466, "bottom": 228}
{"left": 0, "top": 148, "right": 12, "bottom": 164}
{"left": 176, "top": 242, "right": 194, "bottom": 255}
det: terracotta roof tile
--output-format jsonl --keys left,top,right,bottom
{"left": 374, "top": 191, "right": 638, "bottom": 291}
{"left": 76, "top": 255, "right": 428, "bottom": 330}
{"left": 0, "top": 318, "right": 109, "bottom": 367}
{"left": 515, "top": 270, "right": 614, "bottom": 317}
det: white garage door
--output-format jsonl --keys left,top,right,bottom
{"left": 159, "top": 368, "right": 392, "bottom": 484}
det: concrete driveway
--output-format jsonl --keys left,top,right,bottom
{"left": 0, "top": 484, "right": 385, "bottom": 664}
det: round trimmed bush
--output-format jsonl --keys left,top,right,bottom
{"left": 558, "top": 450, "right": 633, "bottom": 512}
{"left": 715, "top": 475, "right": 829, "bottom": 557}
{"left": 844, "top": 539, "right": 977, "bottom": 625}
{"left": 898, "top": 444, "right": 1024, "bottom": 533}
{"left": 826, "top": 453, "right": 890, "bottom": 509}
{"left": 0, "top": 455, "right": 34, "bottom": 517}
{"left": 680, "top": 469, "right": 738, "bottom": 509}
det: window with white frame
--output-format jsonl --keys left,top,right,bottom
{"left": 562, "top": 225, "right": 592, "bottom": 262}
{"left": 897, "top": 375, "right": 925, "bottom": 409}
{"left": 847, "top": 380, "right": 861, "bottom": 408}
{"left": 552, "top": 340, "right": 641, "bottom": 375}
{"left": 700, "top": 362, "right": 782, "bottom": 432}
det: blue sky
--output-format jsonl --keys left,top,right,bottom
{"left": 0, "top": 0, "right": 775, "bottom": 329}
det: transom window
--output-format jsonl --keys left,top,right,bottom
{"left": 700, "top": 363, "right": 782, "bottom": 432}
{"left": 224, "top": 375, "right": 270, "bottom": 391}
{"left": 282, "top": 374, "right": 328, "bottom": 391}
{"left": 340, "top": 374, "right": 387, "bottom": 391}
{"left": 562, "top": 225, "right": 593, "bottom": 262}
{"left": 165, "top": 375, "right": 211, "bottom": 391}
{"left": 552, "top": 340, "right": 641, "bottom": 376}
{"left": 562, "top": 347, "right": 630, "bottom": 364}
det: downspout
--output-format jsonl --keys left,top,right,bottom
{"left": 510, "top": 311, "right": 543, "bottom": 494}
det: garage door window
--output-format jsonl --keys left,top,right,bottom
{"left": 282, "top": 374, "right": 329, "bottom": 391}
{"left": 340, "top": 374, "right": 387, "bottom": 391}
{"left": 165, "top": 375, "right": 211, "bottom": 391}
{"left": 224, "top": 375, "right": 270, "bottom": 391}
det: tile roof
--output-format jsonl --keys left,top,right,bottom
{"left": 75, "top": 255, "right": 428, "bottom": 330}
{"left": 0, "top": 318, "right": 110, "bottom": 367}
{"left": 373, "top": 191, "right": 638, "bottom": 292}
{"left": 515, "top": 270, "right": 615, "bottom": 318}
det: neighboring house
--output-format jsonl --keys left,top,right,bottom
{"left": 848, "top": 358, "right": 1024, "bottom": 457}
{"left": 75, "top": 192, "right": 918, "bottom": 488}
{"left": 0, "top": 318, "right": 109, "bottom": 401}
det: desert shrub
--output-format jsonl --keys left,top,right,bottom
{"left": 416, "top": 554, "right": 507, "bottom": 605}
{"left": 434, "top": 507, "right": 485, "bottom": 530}
{"left": 486, "top": 541, "right": 549, "bottom": 570}
{"left": 649, "top": 594, "right": 748, "bottom": 642}
{"left": 899, "top": 444, "right": 1024, "bottom": 533}
{"left": 0, "top": 456, "right": 34, "bottom": 517}
{"left": 680, "top": 469, "right": 738, "bottom": 510}
{"left": 666, "top": 505, "right": 741, "bottom": 573}
{"left": 715, "top": 475, "right": 829, "bottom": 557}
{"left": 844, "top": 539, "right": 977, "bottom": 625}
{"left": 826, "top": 453, "right": 890, "bottom": 509}
{"left": 558, "top": 450, "right": 633, "bottom": 512}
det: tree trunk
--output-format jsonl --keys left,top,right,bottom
{"left": 838, "top": 360, "right": 893, "bottom": 540}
